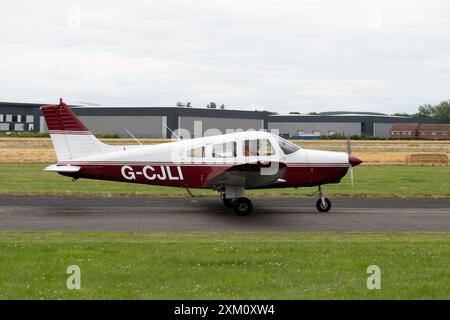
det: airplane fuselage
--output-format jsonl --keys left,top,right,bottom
{"left": 56, "top": 132, "right": 350, "bottom": 189}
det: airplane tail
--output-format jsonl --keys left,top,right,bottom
{"left": 41, "top": 99, "right": 116, "bottom": 161}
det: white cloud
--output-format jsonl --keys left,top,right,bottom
{"left": 0, "top": 0, "right": 449, "bottom": 113}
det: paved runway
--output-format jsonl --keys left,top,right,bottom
{"left": 0, "top": 196, "right": 449, "bottom": 232}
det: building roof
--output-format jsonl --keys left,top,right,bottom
{"left": 318, "top": 111, "right": 389, "bottom": 116}
{"left": 418, "top": 124, "right": 450, "bottom": 132}
{"left": 390, "top": 123, "right": 419, "bottom": 132}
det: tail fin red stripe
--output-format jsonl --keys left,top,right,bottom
{"left": 41, "top": 99, "right": 89, "bottom": 132}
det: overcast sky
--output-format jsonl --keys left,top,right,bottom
{"left": 1, "top": 0, "right": 449, "bottom": 114}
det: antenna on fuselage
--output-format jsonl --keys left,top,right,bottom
{"left": 163, "top": 123, "right": 181, "bottom": 140}
{"left": 124, "top": 128, "right": 143, "bottom": 145}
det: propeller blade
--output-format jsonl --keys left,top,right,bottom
{"left": 347, "top": 137, "right": 354, "bottom": 187}
{"left": 349, "top": 164, "right": 354, "bottom": 188}
{"left": 347, "top": 137, "right": 352, "bottom": 155}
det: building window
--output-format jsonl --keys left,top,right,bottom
{"left": 28, "top": 124, "right": 34, "bottom": 131}
{"left": 432, "top": 132, "right": 436, "bottom": 136}
{"left": 297, "top": 130, "right": 304, "bottom": 135}
{"left": 6, "top": 114, "right": 12, "bottom": 122}
{"left": 26, "top": 115, "right": 34, "bottom": 123}
{"left": 0, "top": 123, "right": 9, "bottom": 131}
{"left": 0, "top": 114, "right": 3, "bottom": 122}
{"left": 313, "top": 130, "right": 320, "bottom": 136}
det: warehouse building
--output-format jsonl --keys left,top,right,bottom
{"left": 267, "top": 112, "right": 437, "bottom": 138}
{"left": 0, "top": 101, "right": 441, "bottom": 138}
{"left": 0, "top": 102, "right": 267, "bottom": 138}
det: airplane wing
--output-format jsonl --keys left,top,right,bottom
{"left": 204, "top": 161, "right": 287, "bottom": 190}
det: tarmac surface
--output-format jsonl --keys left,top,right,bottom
{"left": 0, "top": 196, "right": 449, "bottom": 232}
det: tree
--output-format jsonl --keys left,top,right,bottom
{"left": 434, "top": 100, "right": 450, "bottom": 123}
{"left": 289, "top": 112, "right": 301, "bottom": 114}
{"left": 254, "top": 109, "right": 278, "bottom": 115}
{"left": 417, "top": 100, "right": 450, "bottom": 123}
{"left": 186, "top": 102, "right": 192, "bottom": 108}
{"left": 220, "top": 104, "right": 225, "bottom": 109}
{"left": 176, "top": 101, "right": 185, "bottom": 107}
{"left": 417, "top": 104, "right": 433, "bottom": 119}
{"left": 392, "top": 112, "right": 411, "bottom": 117}
{"left": 207, "top": 102, "right": 217, "bottom": 109}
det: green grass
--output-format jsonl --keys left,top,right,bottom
{"left": 0, "top": 232, "right": 449, "bottom": 299}
{"left": 0, "top": 163, "right": 449, "bottom": 197}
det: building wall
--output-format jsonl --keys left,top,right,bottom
{"left": 41, "top": 115, "right": 167, "bottom": 138}
{"left": 179, "top": 116, "right": 265, "bottom": 138}
{"left": 418, "top": 131, "right": 449, "bottom": 139}
{"left": 267, "top": 122, "right": 361, "bottom": 136}
{"left": 0, "top": 107, "right": 36, "bottom": 132}
{"left": 373, "top": 122, "right": 394, "bottom": 138}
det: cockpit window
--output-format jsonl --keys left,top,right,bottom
{"left": 243, "top": 139, "right": 274, "bottom": 156}
{"left": 212, "top": 142, "right": 236, "bottom": 158}
{"left": 187, "top": 146, "right": 205, "bottom": 158}
{"left": 275, "top": 135, "right": 300, "bottom": 155}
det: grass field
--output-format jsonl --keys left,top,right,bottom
{"left": 0, "top": 232, "right": 448, "bottom": 299}
{"left": 1, "top": 138, "right": 449, "bottom": 164}
{"left": 0, "top": 163, "right": 449, "bottom": 197}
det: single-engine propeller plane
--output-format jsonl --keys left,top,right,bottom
{"left": 41, "top": 99, "right": 362, "bottom": 215}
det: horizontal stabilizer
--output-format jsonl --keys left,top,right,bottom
{"left": 44, "top": 164, "right": 81, "bottom": 173}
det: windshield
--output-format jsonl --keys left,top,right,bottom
{"left": 274, "top": 135, "right": 300, "bottom": 155}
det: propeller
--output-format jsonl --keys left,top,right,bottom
{"left": 347, "top": 137, "right": 363, "bottom": 188}
{"left": 347, "top": 137, "right": 354, "bottom": 188}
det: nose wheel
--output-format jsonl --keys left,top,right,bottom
{"left": 316, "top": 185, "right": 331, "bottom": 213}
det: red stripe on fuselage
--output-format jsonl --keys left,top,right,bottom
{"left": 57, "top": 163, "right": 349, "bottom": 188}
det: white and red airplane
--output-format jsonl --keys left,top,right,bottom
{"left": 41, "top": 99, "right": 362, "bottom": 215}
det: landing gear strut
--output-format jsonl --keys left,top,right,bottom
{"left": 221, "top": 193, "right": 233, "bottom": 208}
{"left": 316, "top": 185, "right": 331, "bottom": 213}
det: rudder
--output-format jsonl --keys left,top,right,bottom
{"left": 41, "top": 99, "right": 115, "bottom": 161}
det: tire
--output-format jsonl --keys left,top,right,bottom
{"left": 316, "top": 198, "right": 331, "bottom": 213}
{"left": 232, "top": 197, "right": 253, "bottom": 216}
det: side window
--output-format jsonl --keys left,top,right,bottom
{"left": 212, "top": 142, "right": 236, "bottom": 158}
{"left": 243, "top": 139, "right": 274, "bottom": 157}
{"left": 186, "top": 146, "right": 204, "bottom": 158}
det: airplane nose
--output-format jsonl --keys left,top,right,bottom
{"left": 348, "top": 154, "right": 363, "bottom": 167}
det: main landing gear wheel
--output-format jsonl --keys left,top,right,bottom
{"left": 316, "top": 198, "right": 331, "bottom": 213}
{"left": 232, "top": 197, "right": 253, "bottom": 216}
{"left": 221, "top": 194, "right": 234, "bottom": 208}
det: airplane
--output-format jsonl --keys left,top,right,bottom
{"left": 41, "top": 99, "right": 362, "bottom": 216}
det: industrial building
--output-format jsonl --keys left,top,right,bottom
{"left": 390, "top": 123, "right": 450, "bottom": 139}
{"left": 0, "top": 101, "right": 441, "bottom": 138}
